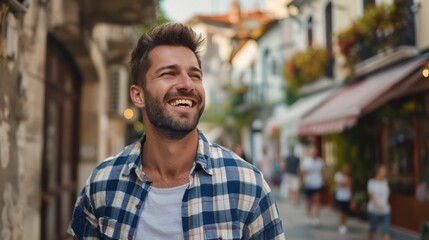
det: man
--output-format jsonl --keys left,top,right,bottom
{"left": 68, "top": 23, "right": 285, "bottom": 239}
{"left": 281, "top": 146, "right": 300, "bottom": 205}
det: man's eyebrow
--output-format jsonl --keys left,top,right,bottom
{"left": 154, "top": 65, "right": 202, "bottom": 75}
{"left": 189, "top": 66, "right": 203, "bottom": 75}
{"left": 154, "top": 64, "right": 178, "bottom": 74}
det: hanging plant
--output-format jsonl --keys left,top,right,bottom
{"left": 283, "top": 47, "right": 328, "bottom": 91}
{"left": 337, "top": 1, "right": 409, "bottom": 73}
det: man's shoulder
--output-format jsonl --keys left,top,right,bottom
{"left": 197, "top": 131, "right": 263, "bottom": 180}
{"left": 204, "top": 142, "right": 263, "bottom": 179}
{"left": 90, "top": 141, "right": 141, "bottom": 181}
{"left": 208, "top": 142, "right": 253, "bottom": 167}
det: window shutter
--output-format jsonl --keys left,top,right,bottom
{"left": 109, "top": 66, "right": 128, "bottom": 117}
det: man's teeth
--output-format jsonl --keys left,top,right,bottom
{"left": 171, "top": 99, "right": 193, "bottom": 107}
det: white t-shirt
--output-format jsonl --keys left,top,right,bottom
{"left": 334, "top": 172, "right": 351, "bottom": 201}
{"left": 367, "top": 178, "right": 390, "bottom": 214}
{"left": 135, "top": 183, "right": 189, "bottom": 239}
{"left": 301, "top": 157, "right": 324, "bottom": 189}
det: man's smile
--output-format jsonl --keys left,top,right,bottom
{"left": 168, "top": 99, "right": 195, "bottom": 108}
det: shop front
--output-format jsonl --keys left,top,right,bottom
{"left": 298, "top": 57, "right": 429, "bottom": 232}
{"left": 378, "top": 92, "right": 429, "bottom": 232}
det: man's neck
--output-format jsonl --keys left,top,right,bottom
{"left": 142, "top": 128, "right": 198, "bottom": 188}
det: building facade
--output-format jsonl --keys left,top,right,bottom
{"left": 278, "top": 0, "right": 429, "bottom": 233}
{"left": 0, "top": 0, "right": 157, "bottom": 239}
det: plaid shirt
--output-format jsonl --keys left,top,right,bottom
{"left": 68, "top": 130, "right": 285, "bottom": 239}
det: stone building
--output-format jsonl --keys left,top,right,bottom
{"left": 0, "top": 0, "right": 157, "bottom": 239}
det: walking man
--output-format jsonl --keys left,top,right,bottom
{"left": 281, "top": 146, "right": 300, "bottom": 205}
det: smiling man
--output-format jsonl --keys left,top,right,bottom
{"left": 68, "top": 23, "right": 285, "bottom": 240}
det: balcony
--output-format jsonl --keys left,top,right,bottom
{"left": 338, "top": 1, "right": 418, "bottom": 77}
{"left": 81, "top": 0, "right": 157, "bottom": 26}
{"left": 354, "top": 25, "right": 418, "bottom": 75}
{"left": 93, "top": 24, "right": 139, "bottom": 64}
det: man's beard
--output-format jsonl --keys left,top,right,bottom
{"left": 143, "top": 90, "right": 204, "bottom": 139}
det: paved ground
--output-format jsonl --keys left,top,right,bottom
{"left": 275, "top": 193, "right": 420, "bottom": 240}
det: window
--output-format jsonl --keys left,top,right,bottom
{"left": 262, "top": 49, "right": 270, "bottom": 102}
{"left": 363, "top": 0, "right": 375, "bottom": 10}
{"left": 325, "top": 2, "right": 334, "bottom": 78}
{"left": 385, "top": 96, "right": 425, "bottom": 195}
{"left": 271, "top": 59, "right": 277, "bottom": 75}
{"left": 109, "top": 67, "right": 128, "bottom": 117}
{"left": 307, "top": 16, "right": 313, "bottom": 48}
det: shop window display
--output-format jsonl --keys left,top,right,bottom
{"left": 387, "top": 118, "right": 415, "bottom": 194}
{"left": 385, "top": 94, "right": 427, "bottom": 195}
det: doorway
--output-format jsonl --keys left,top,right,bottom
{"left": 41, "top": 36, "right": 81, "bottom": 240}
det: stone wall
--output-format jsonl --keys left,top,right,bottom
{"left": 1, "top": 4, "right": 25, "bottom": 240}
{"left": 1, "top": 1, "right": 48, "bottom": 239}
{"left": 0, "top": 0, "right": 156, "bottom": 239}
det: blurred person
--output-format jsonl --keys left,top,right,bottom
{"left": 271, "top": 155, "right": 283, "bottom": 187}
{"left": 68, "top": 23, "right": 284, "bottom": 239}
{"left": 257, "top": 146, "right": 273, "bottom": 184}
{"left": 233, "top": 143, "right": 248, "bottom": 163}
{"left": 415, "top": 181, "right": 427, "bottom": 203}
{"left": 368, "top": 164, "right": 391, "bottom": 240}
{"left": 301, "top": 146, "right": 324, "bottom": 227}
{"left": 334, "top": 163, "right": 352, "bottom": 234}
{"left": 281, "top": 146, "right": 300, "bottom": 205}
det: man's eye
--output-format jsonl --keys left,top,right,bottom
{"left": 190, "top": 74, "right": 202, "bottom": 80}
{"left": 161, "top": 72, "right": 175, "bottom": 76}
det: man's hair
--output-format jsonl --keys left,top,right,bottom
{"left": 130, "top": 23, "right": 204, "bottom": 86}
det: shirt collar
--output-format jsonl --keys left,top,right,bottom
{"left": 121, "top": 129, "right": 213, "bottom": 180}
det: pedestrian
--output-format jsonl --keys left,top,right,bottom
{"left": 233, "top": 143, "right": 249, "bottom": 163}
{"left": 281, "top": 146, "right": 300, "bottom": 205}
{"left": 334, "top": 163, "right": 352, "bottom": 234}
{"left": 257, "top": 146, "right": 273, "bottom": 184}
{"left": 67, "top": 23, "right": 285, "bottom": 239}
{"left": 368, "top": 164, "right": 391, "bottom": 240}
{"left": 301, "top": 146, "right": 324, "bottom": 227}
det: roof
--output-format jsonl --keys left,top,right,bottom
{"left": 186, "top": 10, "right": 273, "bottom": 26}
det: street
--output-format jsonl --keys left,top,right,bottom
{"left": 274, "top": 192, "right": 420, "bottom": 240}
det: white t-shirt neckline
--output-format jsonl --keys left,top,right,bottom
{"left": 135, "top": 182, "right": 189, "bottom": 239}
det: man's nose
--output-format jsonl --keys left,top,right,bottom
{"left": 176, "top": 72, "right": 194, "bottom": 91}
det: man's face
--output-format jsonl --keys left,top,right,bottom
{"left": 142, "top": 45, "right": 205, "bottom": 135}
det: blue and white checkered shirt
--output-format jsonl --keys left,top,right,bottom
{"left": 68, "top": 130, "right": 285, "bottom": 239}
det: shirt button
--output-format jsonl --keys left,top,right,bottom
{"left": 135, "top": 204, "right": 141, "bottom": 209}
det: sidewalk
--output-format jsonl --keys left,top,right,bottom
{"left": 275, "top": 194, "right": 420, "bottom": 240}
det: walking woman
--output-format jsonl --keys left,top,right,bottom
{"left": 334, "top": 163, "right": 352, "bottom": 234}
{"left": 301, "top": 146, "right": 324, "bottom": 227}
{"left": 368, "top": 164, "right": 391, "bottom": 240}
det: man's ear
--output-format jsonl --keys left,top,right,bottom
{"left": 130, "top": 85, "right": 145, "bottom": 108}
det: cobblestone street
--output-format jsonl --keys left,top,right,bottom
{"left": 275, "top": 193, "right": 420, "bottom": 240}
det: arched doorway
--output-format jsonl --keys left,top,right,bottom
{"left": 41, "top": 36, "right": 81, "bottom": 240}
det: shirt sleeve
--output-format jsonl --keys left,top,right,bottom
{"left": 246, "top": 179, "right": 285, "bottom": 240}
{"left": 68, "top": 178, "right": 101, "bottom": 239}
